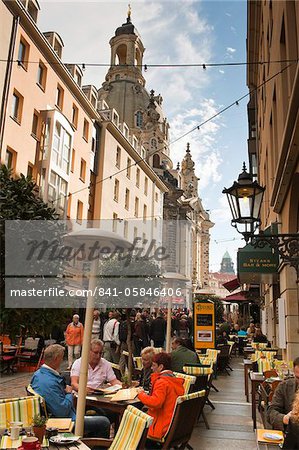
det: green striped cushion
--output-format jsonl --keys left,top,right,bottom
{"left": 173, "top": 372, "right": 196, "bottom": 394}
{"left": 183, "top": 366, "right": 213, "bottom": 376}
{"left": 206, "top": 349, "right": 220, "bottom": 359}
{"left": 109, "top": 407, "right": 149, "bottom": 450}
{"left": 0, "top": 396, "right": 41, "bottom": 428}
{"left": 126, "top": 405, "right": 153, "bottom": 427}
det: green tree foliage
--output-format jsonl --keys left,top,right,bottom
{"left": 0, "top": 165, "right": 71, "bottom": 339}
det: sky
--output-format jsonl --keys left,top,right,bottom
{"left": 38, "top": 0, "right": 248, "bottom": 273}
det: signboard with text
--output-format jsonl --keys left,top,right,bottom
{"left": 193, "top": 300, "right": 216, "bottom": 350}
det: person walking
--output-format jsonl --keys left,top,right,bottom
{"left": 65, "top": 314, "right": 84, "bottom": 370}
{"left": 103, "top": 311, "right": 120, "bottom": 363}
{"left": 92, "top": 310, "right": 101, "bottom": 340}
{"left": 150, "top": 311, "right": 166, "bottom": 348}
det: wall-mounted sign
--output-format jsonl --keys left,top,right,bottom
{"left": 193, "top": 300, "right": 215, "bottom": 350}
{"left": 238, "top": 242, "right": 279, "bottom": 284}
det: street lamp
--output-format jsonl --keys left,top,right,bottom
{"left": 223, "top": 163, "right": 299, "bottom": 279}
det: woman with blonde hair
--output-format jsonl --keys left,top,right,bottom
{"left": 283, "top": 389, "right": 299, "bottom": 449}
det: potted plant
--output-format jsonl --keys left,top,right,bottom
{"left": 32, "top": 414, "right": 47, "bottom": 443}
{"left": 121, "top": 374, "right": 130, "bottom": 389}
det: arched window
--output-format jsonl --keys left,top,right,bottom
{"left": 136, "top": 111, "right": 143, "bottom": 127}
{"left": 115, "top": 44, "right": 127, "bottom": 65}
{"left": 153, "top": 154, "right": 160, "bottom": 168}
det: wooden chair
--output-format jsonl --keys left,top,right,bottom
{"left": 110, "top": 363, "right": 122, "bottom": 381}
{"left": 26, "top": 384, "right": 48, "bottom": 418}
{"left": 173, "top": 372, "right": 196, "bottom": 394}
{"left": 183, "top": 366, "right": 214, "bottom": 429}
{"left": 216, "top": 344, "right": 231, "bottom": 375}
{"left": 147, "top": 390, "right": 206, "bottom": 450}
{"left": 0, "top": 342, "right": 16, "bottom": 374}
{"left": 81, "top": 405, "right": 153, "bottom": 450}
{"left": 263, "top": 369, "right": 278, "bottom": 379}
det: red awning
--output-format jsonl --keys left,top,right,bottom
{"left": 223, "top": 291, "right": 248, "bottom": 302}
{"left": 222, "top": 277, "right": 240, "bottom": 292}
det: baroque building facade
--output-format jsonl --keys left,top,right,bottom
{"left": 247, "top": 0, "right": 299, "bottom": 359}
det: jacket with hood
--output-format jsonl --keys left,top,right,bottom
{"left": 138, "top": 370, "right": 184, "bottom": 439}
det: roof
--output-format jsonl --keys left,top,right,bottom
{"left": 222, "top": 292, "right": 248, "bottom": 302}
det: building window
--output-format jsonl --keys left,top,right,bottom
{"left": 31, "top": 110, "right": 39, "bottom": 138}
{"left": 11, "top": 90, "right": 23, "bottom": 123}
{"left": 125, "top": 188, "right": 130, "bottom": 210}
{"left": 52, "top": 121, "right": 71, "bottom": 173}
{"left": 113, "top": 213, "right": 118, "bottom": 232}
{"left": 72, "top": 104, "right": 79, "bottom": 128}
{"left": 136, "top": 111, "right": 143, "bottom": 127}
{"left": 134, "top": 197, "right": 139, "bottom": 217}
{"left": 5, "top": 148, "right": 17, "bottom": 171}
{"left": 126, "top": 157, "right": 131, "bottom": 178}
{"left": 143, "top": 204, "right": 147, "bottom": 223}
{"left": 114, "top": 179, "right": 119, "bottom": 202}
{"left": 37, "top": 61, "right": 47, "bottom": 90}
{"left": 27, "top": 163, "right": 33, "bottom": 178}
{"left": 71, "top": 148, "right": 75, "bottom": 173}
{"left": 144, "top": 177, "right": 148, "bottom": 195}
{"left": 80, "top": 158, "right": 86, "bottom": 182}
{"left": 83, "top": 118, "right": 89, "bottom": 141}
{"left": 56, "top": 84, "right": 64, "bottom": 110}
{"left": 124, "top": 220, "right": 128, "bottom": 238}
{"left": 18, "top": 37, "right": 29, "bottom": 69}
{"left": 116, "top": 147, "right": 121, "bottom": 168}
{"left": 48, "top": 170, "right": 68, "bottom": 212}
{"left": 136, "top": 168, "right": 140, "bottom": 187}
{"left": 76, "top": 200, "right": 83, "bottom": 224}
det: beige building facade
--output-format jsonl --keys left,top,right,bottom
{"left": 247, "top": 0, "right": 299, "bottom": 359}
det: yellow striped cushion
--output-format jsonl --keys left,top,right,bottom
{"left": 126, "top": 405, "right": 153, "bottom": 427}
{"left": 177, "top": 389, "right": 206, "bottom": 404}
{"left": 198, "top": 357, "right": 214, "bottom": 367}
{"left": 252, "top": 342, "right": 268, "bottom": 350}
{"left": 173, "top": 372, "right": 196, "bottom": 394}
{"left": 257, "top": 358, "right": 274, "bottom": 373}
{"left": 0, "top": 396, "right": 40, "bottom": 428}
{"left": 183, "top": 366, "right": 213, "bottom": 376}
{"left": 253, "top": 351, "right": 276, "bottom": 361}
{"left": 206, "top": 349, "right": 220, "bottom": 359}
{"left": 109, "top": 407, "right": 148, "bottom": 450}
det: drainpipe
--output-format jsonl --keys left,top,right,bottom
{"left": 0, "top": 15, "right": 19, "bottom": 150}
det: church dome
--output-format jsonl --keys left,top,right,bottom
{"left": 115, "top": 18, "right": 136, "bottom": 36}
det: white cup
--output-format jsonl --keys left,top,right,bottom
{"left": 10, "top": 426, "right": 21, "bottom": 440}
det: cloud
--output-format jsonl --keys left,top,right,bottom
{"left": 226, "top": 47, "right": 236, "bottom": 53}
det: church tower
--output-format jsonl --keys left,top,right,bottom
{"left": 220, "top": 251, "right": 235, "bottom": 274}
{"left": 180, "top": 143, "right": 199, "bottom": 198}
{"left": 98, "top": 9, "right": 172, "bottom": 171}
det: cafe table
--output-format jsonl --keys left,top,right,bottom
{"left": 250, "top": 372, "right": 265, "bottom": 429}
{"left": 77, "top": 392, "right": 141, "bottom": 431}
{"left": 243, "top": 359, "right": 253, "bottom": 402}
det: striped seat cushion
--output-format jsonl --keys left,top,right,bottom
{"left": 253, "top": 351, "right": 276, "bottom": 361}
{"left": 197, "top": 357, "right": 214, "bottom": 367}
{"left": 0, "top": 396, "right": 41, "bottom": 428}
{"left": 183, "top": 366, "right": 213, "bottom": 376}
{"left": 133, "top": 357, "right": 143, "bottom": 370}
{"left": 173, "top": 372, "right": 196, "bottom": 394}
{"left": 109, "top": 406, "right": 152, "bottom": 450}
{"left": 206, "top": 349, "right": 220, "bottom": 360}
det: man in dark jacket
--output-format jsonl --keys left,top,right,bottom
{"left": 150, "top": 312, "right": 166, "bottom": 348}
{"left": 170, "top": 337, "right": 199, "bottom": 373}
{"left": 267, "top": 357, "right": 299, "bottom": 430}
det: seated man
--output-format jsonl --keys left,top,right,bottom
{"left": 139, "top": 347, "right": 155, "bottom": 391}
{"left": 267, "top": 357, "right": 299, "bottom": 431}
{"left": 31, "top": 344, "right": 110, "bottom": 438}
{"left": 170, "top": 337, "right": 198, "bottom": 373}
{"left": 253, "top": 328, "right": 268, "bottom": 344}
{"left": 70, "top": 339, "right": 122, "bottom": 392}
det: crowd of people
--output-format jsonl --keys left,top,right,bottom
{"left": 215, "top": 320, "right": 269, "bottom": 348}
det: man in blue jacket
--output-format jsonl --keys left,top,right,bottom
{"left": 31, "top": 344, "right": 110, "bottom": 437}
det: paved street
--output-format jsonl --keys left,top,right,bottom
{"left": 1, "top": 356, "right": 261, "bottom": 449}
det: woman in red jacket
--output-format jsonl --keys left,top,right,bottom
{"left": 137, "top": 352, "right": 184, "bottom": 441}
